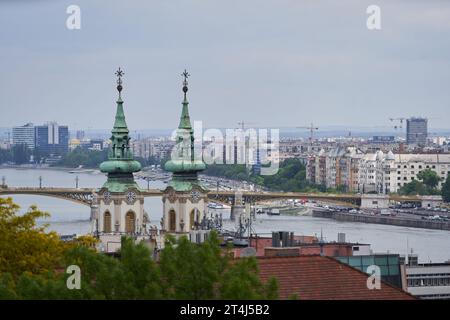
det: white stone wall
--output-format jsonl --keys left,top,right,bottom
{"left": 97, "top": 197, "right": 144, "bottom": 234}
{"left": 163, "top": 195, "right": 207, "bottom": 233}
{"left": 361, "top": 194, "right": 390, "bottom": 209}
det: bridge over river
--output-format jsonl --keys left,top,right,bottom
{"left": 0, "top": 186, "right": 440, "bottom": 209}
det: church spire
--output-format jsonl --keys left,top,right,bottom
{"left": 164, "top": 70, "right": 206, "bottom": 188}
{"left": 178, "top": 69, "right": 192, "bottom": 130}
{"left": 99, "top": 68, "right": 141, "bottom": 192}
{"left": 112, "top": 67, "right": 128, "bottom": 137}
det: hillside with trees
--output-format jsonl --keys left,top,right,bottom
{"left": 204, "top": 158, "right": 324, "bottom": 193}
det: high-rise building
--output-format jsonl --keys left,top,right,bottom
{"left": 406, "top": 117, "right": 427, "bottom": 146}
{"left": 35, "top": 122, "right": 69, "bottom": 155}
{"left": 12, "top": 123, "right": 35, "bottom": 149}
{"left": 76, "top": 130, "right": 85, "bottom": 140}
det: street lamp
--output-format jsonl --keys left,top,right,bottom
{"left": 39, "top": 176, "right": 42, "bottom": 189}
{"left": 75, "top": 176, "right": 79, "bottom": 189}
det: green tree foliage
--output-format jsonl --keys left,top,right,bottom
{"left": 0, "top": 149, "right": 12, "bottom": 164}
{"left": 55, "top": 147, "right": 108, "bottom": 168}
{"left": 417, "top": 169, "right": 442, "bottom": 190}
{"left": 204, "top": 164, "right": 249, "bottom": 180}
{"left": 398, "top": 180, "right": 428, "bottom": 196}
{"left": 204, "top": 158, "right": 320, "bottom": 193}
{"left": 399, "top": 169, "right": 443, "bottom": 196}
{"left": 160, "top": 232, "right": 278, "bottom": 300}
{"left": 220, "top": 257, "right": 278, "bottom": 300}
{"left": 0, "top": 197, "right": 66, "bottom": 277}
{"left": 147, "top": 155, "right": 161, "bottom": 166}
{"left": 0, "top": 213, "right": 279, "bottom": 300}
{"left": 442, "top": 176, "right": 450, "bottom": 203}
{"left": 160, "top": 234, "right": 224, "bottom": 299}
{"left": 11, "top": 144, "right": 31, "bottom": 164}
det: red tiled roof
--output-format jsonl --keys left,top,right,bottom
{"left": 257, "top": 255, "right": 415, "bottom": 300}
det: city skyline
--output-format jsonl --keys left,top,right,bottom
{"left": 2, "top": 1, "right": 450, "bottom": 305}
{"left": 1, "top": 0, "right": 450, "bottom": 130}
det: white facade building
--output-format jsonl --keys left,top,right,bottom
{"left": 12, "top": 123, "right": 35, "bottom": 149}
{"left": 308, "top": 149, "right": 450, "bottom": 194}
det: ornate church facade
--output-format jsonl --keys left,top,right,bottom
{"left": 93, "top": 68, "right": 208, "bottom": 251}
{"left": 162, "top": 70, "right": 208, "bottom": 235}
{"left": 93, "top": 68, "right": 147, "bottom": 243}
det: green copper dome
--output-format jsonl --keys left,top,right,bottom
{"left": 100, "top": 98, "right": 142, "bottom": 175}
{"left": 164, "top": 70, "right": 206, "bottom": 192}
{"left": 164, "top": 98, "right": 206, "bottom": 174}
{"left": 99, "top": 69, "right": 141, "bottom": 193}
{"left": 165, "top": 158, "right": 206, "bottom": 173}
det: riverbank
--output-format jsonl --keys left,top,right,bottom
{"left": 312, "top": 210, "right": 450, "bottom": 231}
{"left": 0, "top": 164, "right": 80, "bottom": 172}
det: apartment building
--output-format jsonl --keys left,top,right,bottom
{"left": 307, "top": 149, "right": 450, "bottom": 194}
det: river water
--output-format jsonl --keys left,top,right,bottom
{"left": 1, "top": 168, "right": 450, "bottom": 263}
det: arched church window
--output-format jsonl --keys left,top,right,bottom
{"left": 125, "top": 211, "right": 136, "bottom": 234}
{"left": 169, "top": 210, "right": 176, "bottom": 232}
{"left": 190, "top": 209, "right": 195, "bottom": 230}
{"left": 104, "top": 211, "right": 112, "bottom": 233}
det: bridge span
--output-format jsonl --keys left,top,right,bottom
{"left": 0, "top": 187, "right": 98, "bottom": 206}
{"left": 0, "top": 186, "right": 435, "bottom": 209}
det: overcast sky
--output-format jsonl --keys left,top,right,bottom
{"left": 1, "top": 0, "right": 449, "bottom": 132}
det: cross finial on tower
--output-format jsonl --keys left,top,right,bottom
{"left": 115, "top": 67, "right": 124, "bottom": 99}
{"left": 182, "top": 69, "right": 190, "bottom": 98}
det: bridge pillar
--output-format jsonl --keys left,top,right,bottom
{"left": 361, "top": 194, "right": 389, "bottom": 209}
{"left": 420, "top": 195, "right": 443, "bottom": 209}
{"left": 90, "top": 204, "right": 99, "bottom": 235}
{"left": 230, "top": 204, "right": 245, "bottom": 221}
{"left": 230, "top": 190, "right": 245, "bottom": 221}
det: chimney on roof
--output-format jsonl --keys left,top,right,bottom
{"left": 272, "top": 231, "right": 294, "bottom": 247}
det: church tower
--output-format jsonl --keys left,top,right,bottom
{"left": 162, "top": 70, "right": 207, "bottom": 234}
{"left": 95, "top": 68, "right": 146, "bottom": 237}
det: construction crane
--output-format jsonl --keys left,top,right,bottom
{"left": 297, "top": 123, "right": 319, "bottom": 154}
{"left": 389, "top": 117, "right": 406, "bottom": 130}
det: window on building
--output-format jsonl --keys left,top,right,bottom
{"left": 103, "top": 211, "right": 111, "bottom": 233}
{"left": 125, "top": 211, "right": 136, "bottom": 234}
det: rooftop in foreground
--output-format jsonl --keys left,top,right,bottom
{"left": 257, "top": 255, "right": 415, "bottom": 300}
